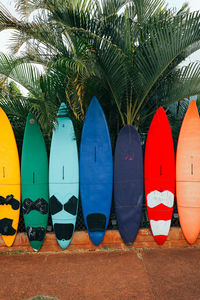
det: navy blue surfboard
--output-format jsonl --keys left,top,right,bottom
{"left": 80, "top": 96, "right": 113, "bottom": 246}
{"left": 114, "top": 125, "right": 143, "bottom": 244}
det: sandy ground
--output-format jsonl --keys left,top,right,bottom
{"left": 0, "top": 248, "right": 200, "bottom": 300}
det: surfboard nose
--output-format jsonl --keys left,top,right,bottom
{"left": 58, "top": 102, "right": 68, "bottom": 116}
{"left": 30, "top": 241, "right": 42, "bottom": 251}
{"left": 154, "top": 235, "right": 167, "bottom": 245}
{"left": 89, "top": 231, "right": 105, "bottom": 246}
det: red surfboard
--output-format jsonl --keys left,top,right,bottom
{"left": 144, "top": 107, "right": 175, "bottom": 245}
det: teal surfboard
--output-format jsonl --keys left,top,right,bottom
{"left": 21, "top": 113, "right": 49, "bottom": 251}
{"left": 49, "top": 103, "right": 79, "bottom": 249}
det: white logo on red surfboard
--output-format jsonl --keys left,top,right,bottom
{"left": 147, "top": 190, "right": 174, "bottom": 238}
{"left": 150, "top": 220, "right": 171, "bottom": 236}
{"left": 147, "top": 190, "right": 174, "bottom": 208}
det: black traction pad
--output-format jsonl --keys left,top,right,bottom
{"left": 64, "top": 196, "right": 78, "bottom": 216}
{"left": 54, "top": 223, "right": 74, "bottom": 241}
{"left": 50, "top": 195, "right": 62, "bottom": 215}
{"left": 22, "top": 198, "right": 48, "bottom": 215}
{"left": 50, "top": 195, "right": 78, "bottom": 216}
{"left": 0, "top": 218, "right": 16, "bottom": 235}
{"left": 27, "top": 226, "right": 45, "bottom": 241}
{"left": 0, "top": 195, "right": 19, "bottom": 210}
{"left": 87, "top": 213, "right": 106, "bottom": 232}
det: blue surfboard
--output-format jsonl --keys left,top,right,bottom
{"left": 49, "top": 103, "right": 79, "bottom": 249}
{"left": 80, "top": 96, "right": 113, "bottom": 246}
{"left": 114, "top": 125, "right": 143, "bottom": 244}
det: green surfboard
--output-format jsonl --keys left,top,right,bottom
{"left": 21, "top": 113, "right": 49, "bottom": 251}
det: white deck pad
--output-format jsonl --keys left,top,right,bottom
{"left": 147, "top": 190, "right": 174, "bottom": 208}
{"left": 150, "top": 220, "right": 171, "bottom": 236}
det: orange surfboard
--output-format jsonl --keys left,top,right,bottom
{"left": 176, "top": 100, "right": 200, "bottom": 244}
{"left": 0, "top": 107, "right": 21, "bottom": 246}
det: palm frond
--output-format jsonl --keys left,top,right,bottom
{"left": 0, "top": 96, "right": 30, "bottom": 119}
{"left": 162, "top": 62, "right": 200, "bottom": 105}
{"left": 134, "top": 0, "right": 166, "bottom": 24}
{"left": 0, "top": 53, "right": 42, "bottom": 97}
{"left": 139, "top": 62, "right": 200, "bottom": 123}
{"left": 0, "top": 4, "right": 22, "bottom": 31}
{"left": 15, "top": 0, "right": 47, "bottom": 19}
{"left": 100, "top": 0, "right": 134, "bottom": 16}
{"left": 130, "top": 11, "right": 200, "bottom": 121}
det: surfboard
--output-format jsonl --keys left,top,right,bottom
{"left": 80, "top": 96, "right": 113, "bottom": 246}
{"left": 145, "top": 107, "right": 175, "bottom": 245}
{"left": 21, "top": 113, "right": 49, "bottom": 251}
{"left": 0, "top": 107, "right": 20, "bottom": 247}
{"left": 114, "top": 125, "right": 143, "bottom": 244}
{"left": 176, "top": 100, "right": 200, "bottom": 244}
{"left": 49, "top": 103, "right": 79, "bottom": 249}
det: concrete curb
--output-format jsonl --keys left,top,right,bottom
{"left": 0, "top": 228, "right": 199, "bottom": 253}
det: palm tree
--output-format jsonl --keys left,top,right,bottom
{"left": 0, "top": 0, "right": 199, "bottom": 138}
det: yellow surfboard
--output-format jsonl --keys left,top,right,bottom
{"left": 0, "top": 107, "right": 20, "bottom": 247}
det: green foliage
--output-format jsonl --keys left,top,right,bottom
{"left": 0, "top": 0, "right": 199, "bottom": 139}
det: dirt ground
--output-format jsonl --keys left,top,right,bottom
{"left": 0, "top": 248, "right": 200, "bottom": 300}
